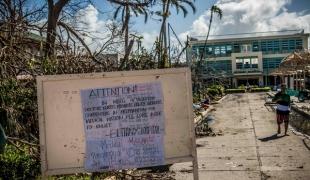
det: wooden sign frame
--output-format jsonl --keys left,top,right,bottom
{"left": 37, "top": 68, "right": 198, "bottom": 179}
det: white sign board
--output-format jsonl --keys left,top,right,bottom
{"left": 80, "top": 82, "right": 165, "bottom": 171}
{"left": 37, "top": 68, "right": 198, "bottom": 178}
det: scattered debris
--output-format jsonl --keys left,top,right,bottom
{"left": 303, "top": 138, "right": 310, "bottom": 150}
{"left": 195, "top": 122, "right": 216, "bottom": 137}
{"left": 261, "top": 172, "right": 271, "bottom": 180}
{"left": 196, "top": 143, "right": 204, "bottom": 147}
{"left": 104, "top": 176, "right": 116, "bottom": 180}
{"left": 222, "top": 156, "right": 231, "bottom": 160}
{"left": 216, "top": 129, "right": 224, "bottom": 136}
{"left": 179, "top": 169, "right": 193, "bottom": 173}
{"left": 290, "top": 108, "right": 310, "bottom": 136}
{"left": 128, "top": 169, "right": 176, "bottom": 180}
{"left": 195, "top": 115, "right": 216, "bottom": 137}
{"left": 225, "top": 162, "right": 237, "bottom": 167}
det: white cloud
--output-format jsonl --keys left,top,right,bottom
{"left": 141, "top": 31, "right": 158, "bottom": 50}
{"left": 180, "top": 0, "right": 310, "bottom": 41}
{"left": 140, "top": 31, "right": 185, "bottom": 56}
{"left": 77, "top": 5, "right": 102, "bottom": 32}
{"left": 74, "top": 5, "right": 121, "bottom": 52}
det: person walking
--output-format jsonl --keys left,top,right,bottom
{"left": 272, "top": 84, "right": 291, "bottom": 135}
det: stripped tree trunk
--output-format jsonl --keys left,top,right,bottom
{"left": 45, "top": 0, "right": 69, "bottom": 59}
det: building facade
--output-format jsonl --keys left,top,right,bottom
{"left": 187, "top": 30, "right": 309, "bottom": 88}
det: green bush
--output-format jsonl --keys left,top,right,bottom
{"left": 0, "top": 124, "right": 5, "bottom": 153}
{"left": 0, "top": 144, "right": 40, "bottom": 179}
{"left": 207, "top": 88, "right": 219, "bottom": 97}
{"left": 0, "top": 78, "right": 38, "bottom": 139}
{"left": 250, "top": 87, "right": 271, "bottom": 92}
{"left": 193, "top": 93, "right": 201, "bottom": 103}
{"left": 209, "top": 85, "right": 224, "bottom": 96}
{"left": 225, "top": 89, "right": 246, "bottom": 93}
{"left": 0, "top": 144, "right": 113, "bottom": 179}
{"left": 238, "top": 85, "right": 245, "bottom": 89}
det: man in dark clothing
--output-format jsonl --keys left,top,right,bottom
{"left": 272, "top": 84, "right": 290, "bottom": 135}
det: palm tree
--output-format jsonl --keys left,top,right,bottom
{"left": 194, "top": 5, "right": 222, "bottom": 95}
{"left": 157, "top": 0, "right": 196, "bottom": 68}
{"left": 108, "top": 0, "right": 151, "bottom": 69}
{"left": 198, "top": 5, "right": 222, "bottom": 66}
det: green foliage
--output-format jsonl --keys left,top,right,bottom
{"left": 0, "top": 78, "right": 38, "bottom": 138}
{"left": 0, "top": 144, "right": 40, "bottom": 179}
{"left": 207, "top": 88, "right": 219, "bottom": 97}
{"left": 193, "top": 93, "right": 201, "bottom": 103}
{"left": 209, "top": 85, "right": 224, "bottom": 96}
{"left": 238, "top": 85, "right": 245, "bottom": 89}
{"left": 53, "top": 172, "right": 116, "bottom": 180}
{"left": 250, "top": 87, "right": 271, "bottom": 92}
{"left": 225, "top": 89, "right": 246, "bottom": 93}
{"left": 123, "top": 48, "right": 156, "bottom": 70}
{"left": 203, "top": 85, "right": 225, "bottom": 98}
{"left": 0, "top": 124, "right": 5, "bottom": 153}
{"left": 0, "top": 144, "right": 114, "bottom": 179}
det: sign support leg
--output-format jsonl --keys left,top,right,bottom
{"left": 191, "top": 135, "right": 199, "bottom": 180}
{"left": 192, "top": 154, "right": 199, "bottom": 180}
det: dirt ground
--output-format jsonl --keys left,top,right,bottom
{"left": 171, "top": 93, "right": 310, "bottom": 180}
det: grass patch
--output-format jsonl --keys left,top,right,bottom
{"left": 225, "top": 89, "right": 246, "bottom": 93}
{"left": 0, "top": 144, "right": 40, "bottom": 179}
{"left": 250, "top": 87, "right": 271, "bottom": 92}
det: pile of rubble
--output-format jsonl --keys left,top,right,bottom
{"left": 195, "top": 115, "right": 216, "bottom": 137}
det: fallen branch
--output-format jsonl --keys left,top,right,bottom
{"left": 7, "top": 136, "right": 39, "bottom": 147}
{"left": 7, "top": 138, "right": 40, "bottom": 161}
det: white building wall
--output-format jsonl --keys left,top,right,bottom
{"left": 231, "top": 52, "right": 263, "bottom": 73}
{"left": 302, "top": 36, "right": 309, "bottom": 49}
{"left": 289, "top": 76, "right": 294, "bottom": 89}
{"left": 263, "top": 54, "right": 290, "bottom": 58}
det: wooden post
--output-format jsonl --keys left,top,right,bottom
{"left": 188, "top": 68, "right": 199, "bottom": 180}
{"left": 192, "top": 149, "right": 199, "bottom": 180}
{"left": 298, "top": 73, "right": 301, "bottom": 90}
{"left": 297, "top": 72, "right": 300, "bottom": 90}
{"left": 296, "top": 73, "right": 298, "bottom": 90}
{"left": 293, "top": 73, "right": 296, "bottom": 90}
{"left": 303, "top": 70, "right": 305, "bottom": 89}
{"left": 274, "top": 76, "right": 276, "bottom": 86}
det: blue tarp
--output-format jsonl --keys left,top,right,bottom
{"left": 286, "top": 89, "right": 300, "bottom": 97}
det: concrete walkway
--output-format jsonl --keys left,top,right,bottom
{"left": 172, "top": 93, "right": 310, "bottom": 180}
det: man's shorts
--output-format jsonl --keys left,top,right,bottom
{"left": 276, "top": 110, "right": 289, "bottom": 124}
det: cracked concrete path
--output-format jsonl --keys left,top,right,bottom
{"left": 171, "top": 93, "right": 310, "bottom": 180}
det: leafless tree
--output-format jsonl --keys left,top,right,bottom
{"left": 45, "top": 0, "right": 70, "bottom": 59}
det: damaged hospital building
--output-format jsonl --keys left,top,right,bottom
{"left": 187, "top": 30, "right": 309, "bottom": 88}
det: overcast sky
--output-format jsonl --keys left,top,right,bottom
{"left": 81, "top": 0, "right": 310, "bottom": 50}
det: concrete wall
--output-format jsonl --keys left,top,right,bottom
{"left": 302, "top": 35, "right": 309, "bottom": 49}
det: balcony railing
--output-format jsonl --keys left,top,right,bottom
{"left": 234, "top": 68, "right": 262, "bottom": 74}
